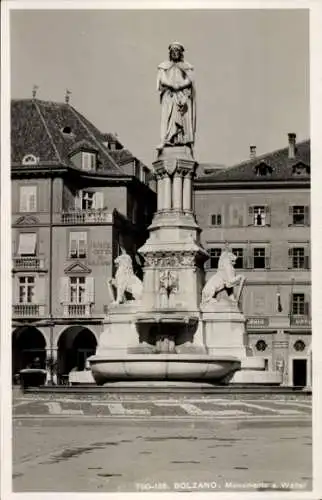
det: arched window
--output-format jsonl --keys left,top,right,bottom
{"left": 22, "top": 154, "right": 39, "bottom": 166}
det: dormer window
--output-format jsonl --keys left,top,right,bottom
{"left": 292, "top": 162, "right": 310, "bottom": 176}
{"left": 22, "top": 154, "right": 39, "bottom": 166}
{"left": 69, "top": 141, "right": 98, "bottom": 171}
{"left": 61, "top": 126, "right": 74, "bottom": 137}
{"left": 254, "top": 162, "right": 273, "bottom": 176}
{"left": 82, "top": 152, "right": 96, "bottom": 171}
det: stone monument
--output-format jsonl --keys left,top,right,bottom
{"left": 88, "top": 44, "right": 281, "bottom": 387}
{"left": 157, "top": 42, "right": 196, "bottom": 154}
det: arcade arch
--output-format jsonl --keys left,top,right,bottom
{"left": 12, "top": 326, "right": 46, "bottom": 378}
{"left": 57, "top": 326, "right": 97, "bottom": 376}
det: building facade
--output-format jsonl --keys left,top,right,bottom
{"left": 11, "top": 98, "right": 156, "bottom": 382}
{"left": 11, "top": 99, "right": 311, "bottom": 387}
{"left": 194, "top": 134, "right": 311, "bottom": 387}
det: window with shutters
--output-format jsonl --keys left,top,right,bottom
{"left": 60, "top": 276, "right": 94, "bottom": 305}
{"left": 232, "top": 248, "right": 244, "bottom": 269}
{"left": 19, "top": 186, "right": 37, "bottom": 212}
{"left": 288, "top": 247, "right": 309, "bottom": 269}
{"left": 290, "top": 205, "right": 310, "bottom": 226}
{"left": 209, "top": 248, "right": 221, "bottom": 269}
{"left": 69, "top": 232, "right": 87, "bottom": 258}
{"left": 82, "top": 152, "right": 96, "bottom": 171}
{"left": 69, "top": 277, "right": 86, "bottom": 304}
{"left": 249, "top": 205, "right": 270, "bottom": 226}
{"left": 210, "top": 214, "right": 222, "bottom": 226}
{"left": 291, "top": 293, "right": 308, "bottom": 316}
{"left": 81, "top": 191, "right": 94, "bottom": 210}
{"left": 18, "top": 233, "right": 37, "bottom": 256}
{"left": 75, "top": 190, "right": 104, "bottom": 211}
{"left": 19, "top": 276, "right": 35, "bottom": 303}
{"left": 253, "top": 247, "right": 266, "bottom": 269}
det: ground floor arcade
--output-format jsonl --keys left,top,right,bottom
{"left": 12, "top": 323, "right": 99, "bottom": 384}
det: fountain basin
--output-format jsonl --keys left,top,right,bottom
{"left": 89, "top": 354, "right": 241, "bottom": 385}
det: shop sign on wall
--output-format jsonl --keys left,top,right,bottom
{"left": 247, "top": 317, "right": 269, "bottom": 328}
{"left": 89, "top": 241, "right": 112, "bottom": 265}
{"left": 291, "top": 317, "right": 311, "bottom": 327}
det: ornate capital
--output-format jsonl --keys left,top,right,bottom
{"left": 144, "top": 251, "right": 196, "bottom": 268}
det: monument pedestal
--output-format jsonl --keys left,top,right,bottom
{"left": 201, "top": 300, "right": 247, "bottom": 358}
{"left": 200, "top": 300, "right": 282, "bottom": 385}
{"left": 96, "top": 303, "right": 140, "bottom": 356}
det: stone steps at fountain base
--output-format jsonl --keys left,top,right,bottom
{"left": 22, "top": 383, "right": 311, "bottom": 397}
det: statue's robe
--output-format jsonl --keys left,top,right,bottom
{"left": 157, "top": 60, "right": 196, "bottom": 149}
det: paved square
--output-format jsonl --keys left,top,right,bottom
{"left": 13, "top": 395, "right": 312, "bottom": 492}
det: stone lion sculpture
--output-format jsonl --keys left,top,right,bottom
{"left": 201, "top": 248, "right": 245, "bottom": 304}
{"left": 108, "top": 250, "right": 143, "bottom": 305}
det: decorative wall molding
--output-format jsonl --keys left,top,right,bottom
{"left": 15, "top": 215, "right": 40, "bottom": 225}
{"left": 64, "top": 262, "right": 92, "bottom": 274}
{"left": 144, "top": 251, "right": 196, "bottom": 268}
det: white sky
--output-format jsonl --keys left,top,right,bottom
{"left": 10, "top": 8, "right": 309, "bottom": 167}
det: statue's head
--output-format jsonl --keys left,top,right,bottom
{"left": 169, "top": 42, "right": 184, "bottom": 62}
{"left": 218, "top": 248, "right": 237, "bottom": 271}
{"left": 114, "top": 251, "right": 133, "bottom": 272}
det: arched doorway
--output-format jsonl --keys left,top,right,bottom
{"left": 12, "top": 327, "right": 46, "bottom": 380}
{"left": 57, "top": 326, "right": 97, "bottom": 376}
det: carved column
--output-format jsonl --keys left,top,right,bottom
{"left": 46, "top": 347, "right": 58, "bottom": 384}
{"left": 46, "top": 347, "right": 58, "bottom": 364}
{"left": 163, "top": 174, "right": 172, "bottom": 209}
{"left": 157, "top": 174, "right": 163, "bottom": 211}
{"left": 172, "top": 173, "right": 182, "bottom": 210}
{"left": 183, "top": 172, "right": 192, "bottom": 211}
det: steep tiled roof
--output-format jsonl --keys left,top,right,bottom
{"left": 196, "top": 162, "right": 226, "bottom": 177}
{"left": 108, "top": 148, "right": 135, "bottom": 164}
{"left": 196, "top": 139, "right": 310, "bottom": 183}
{"left": 10, "top": 99, "right": 135, "bottom": 173}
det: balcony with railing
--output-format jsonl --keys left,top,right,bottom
{"left": 13, "top": 257, "right": 45, "bottom": 271}
{"left": 63, "top": 303, "right": 92, "bottom": 317}
{"left": 13, "top": 304, "right": 45, "bottom": 317}
{"left": 61, "top": 210, "right": 113, "bottom": 224}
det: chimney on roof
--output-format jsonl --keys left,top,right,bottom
{"left": 288, "top": 133, "right": 296, "bottom": 159}
{"left": 250, "top": 145, "right": 256, "bottom": 160}
{"left": 65, "top": 89, "right": 72, "bottom": 104}
{"left": 32, "top": 85, "right": 39, "bottom": 99}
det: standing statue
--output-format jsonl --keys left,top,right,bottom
{"left": 201, "top": 246, "right": 245, "bottom": 305}
{"left": 157, "top": 42, "right": 196, "bottom": 153}
{"left": 107, "top": 249, "right": 143, "bottom": 305}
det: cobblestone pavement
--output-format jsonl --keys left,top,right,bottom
{"left": 13, "top": 396, "right": 312, "bottom": 419}
{"left": 12, "top": 396, "right": 312, "bottom": 492}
